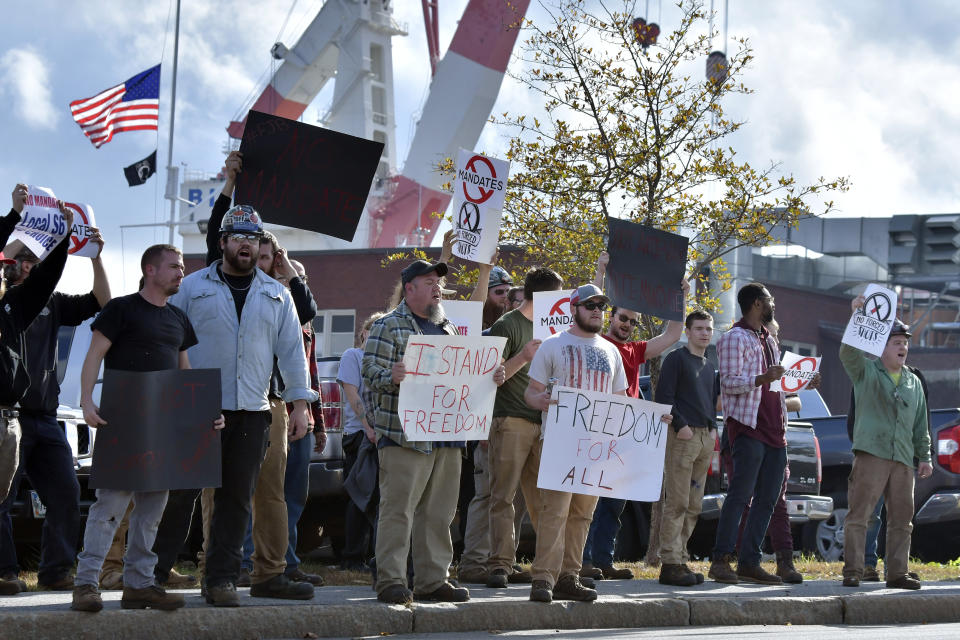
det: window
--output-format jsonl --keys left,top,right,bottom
{"left": 370, "top": 44, "right": 385, "bottom": 82}
{"left": 778, "top": 340, "right": 817, "bottom": 357}
{"left": 312, "top": 310, "right": 356, "bottom": 358}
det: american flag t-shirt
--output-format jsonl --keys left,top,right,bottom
{"left": 70, "top": 65, "right": 160, "bottom": 148}
{"left": 561, "top": 344, "right": 613, "bottom": 393}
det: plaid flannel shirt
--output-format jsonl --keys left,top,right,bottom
{"left": 361, "top": 300, "right": 459, "bottom": 454}
{"left": 717, "top": 322, "right": 787, "bottom": 430}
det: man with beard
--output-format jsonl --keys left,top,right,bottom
{"left": 363, "top": 259, "right": 506, "bottom": 605}
{"left": 840, "top": 302, "right": 931, "bottom": 590}
{"left": 170, "top": 203, "right": 315, "bottom": 607}
{"left": 484, "top": 266, "right": 513, "bottom": 329}
{"left": 583, "top": 251, "right": 689, "bottom": 579}
{"left": 525, "top": 284, "right": 660, "bottom": 603}
{"left": 709, "top": 283, "right": 788, "bottom": 585}
{"left": 72, "top": 245, "right": 216, "bottom": 612}
{"left": 0, "top": 223, "right": 108, "bottom": 595}
{"left": 0, "top": 186, "right": 73, "bottom": 508}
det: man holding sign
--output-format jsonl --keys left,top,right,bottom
{"left": 525, "top": 284, "right": 656, "bottom": 603}
{"left": 73, "top": 244, "right": 220, "bottom": 613}
{"left": 840, "top": 297, "right": 931, "bottom": 590}
{"left": 363, "top": 259, "right": 505, "bottom": 605}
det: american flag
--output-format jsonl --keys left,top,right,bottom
{"left": 562, "top": 344, "right": 612, "bottom": 392}
{"left": 69, "top": 65, "right": 160, "bottom": 148}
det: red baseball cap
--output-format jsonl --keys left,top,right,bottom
{"left": 0, "top": 251, "right": 14, "bottom": 265}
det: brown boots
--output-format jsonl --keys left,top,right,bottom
{"left": 775, "top": 550, "right": 803, "bottom": 584}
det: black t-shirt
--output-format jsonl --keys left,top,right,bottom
{"left": 217, "top": 265, "right": 254, "bottom": 320}
{"left": 413, "top": 313, "right": 447, "bottom": 335}
{"left": 92, "top": 293, "right": 198, "bottom": 372}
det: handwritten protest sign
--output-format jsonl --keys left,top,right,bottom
{"left": 442, "top": 300, "right": 482, "bottom": 336}
{"left": 770, "top": 351, "right": 821, "bottom": 393}
{"left": 537, "top": 386, "right": 671, "bottom": 500}
{"left": 235, "top": 110, "right": 384, "bottom": 241}
{"left": 63, "top": 202, "right": 99, "bottom": 258}
{"left": 10, "top": 185, "right": 68, "bottom": 260}
{"left": 842, "top": 283, "right": 898, "bottom": 358}
{"left": 90, "top": 369, "right": 222, "bottom": 491}
{"left": 451, "top": 149, "right": 510, "bottom": 264}
{"left": 606, "top": 217, "right": 688, "bottom": 321}
{"left": 533, "top": 289, "right": 574, "bottom": 341}
{"left": 398, "top": 335, "right": 507, "bottom": 442}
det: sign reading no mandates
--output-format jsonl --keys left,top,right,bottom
{"left": 451, "top": 149, "right": 510, "bottom": 264}
{"left": 533, "top": 289, "right": 574, "bottom": 341}
{"left": 770, "top": 351, "right": 821, "bottom": 393}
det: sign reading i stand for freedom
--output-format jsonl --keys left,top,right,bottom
{"left": 533, "top": 289, "right": 574, "bottom": 341}
{"left": 537, "top": 386, "right": 672, "bottom": 501}
{"left": 770, "top": 351, "right": 822, "bottom": 393}
{"left": 90, "top": 369, "right": 223, "bottom": 492}
{"left": 235, "top": 110, "right": 384, "bottom": 241}
{"left": 605, "top": 217, "right": 689, "bottom": 321}
{"left": 451, "top": 149, "right": 510, "bottom": 265}
{"left": 842, "top": 283, "right": 898, "bottom": 358}
{"left": 10, "top": 186, "right": 100, "bottom": 260}
{"left": 398, "top": 335, "right": 507, "bottom": 441}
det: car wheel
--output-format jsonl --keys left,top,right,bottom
{"left": 803, "top": 491, "right": 847, "bottom": 561}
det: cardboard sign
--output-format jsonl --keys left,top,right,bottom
{"left": 10, "top": 185, "right": 68, "bottom": 259}
{"left": 63, "top": 202, "right": 99, "bottom": 258}
{"left": 90, "top": 368, "right": 223, "bottom": 492}
{"left": 442, "top": 300, "right": 483, "bottom": 337}
{"left": 606, "top": 217, "right": 689, "bottom": 321}
{"left": 537, "top": 386, "right": 671, "bottom": 500}
{"left": 533, "top": 289, "right": 574, "bottom": 341}
{"left": 770, "top": 351, "right": 822, "bottom": 393}
{"left": 842, "top": 283, "right": 898, "bottom": 358}
{"left": 398, "top": 335, "right": 507, "bottom": 441}
{"left": 234, "top": 110, "right": 384, "bottom": 241}
{"left": 451, "top": 149, "right": 510, "bottom": 264}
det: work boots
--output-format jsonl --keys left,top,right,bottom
{"left": 121, "top": 585, "right": 185, "bottom": 610}
{"left": 708, "top": 555, "right": 739, "bottom": 584}
{"left": 737, "top": 563, "right": 783, "bottom": 585}
{"left": 553, "top": 574, "right": 597, "bottom": 601}
{"left": 775, "top": 550, "right": 803, "bottom": 584}
{"left": 658, "top": 563, "right": 698, "bottom": 587}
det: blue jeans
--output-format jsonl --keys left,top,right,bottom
{"left": 0, "top": 413, "right": 80, "bottom": 585}
{"left": 712, "top": 435, "right": 787, "bottom": 566}
{"left": 75, "top": 488, "right": 168, "bottom": 589}
{"left": 582, "top": 497, "right": 626, "bottom": 567}
{"left": 241, "top": 434, "right": 313, "bottom": 573}
{"left": 865, "top": 496, "right": 884, "bottom": 567}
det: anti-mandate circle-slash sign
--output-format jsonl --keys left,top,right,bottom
{"left": 770, "top": 351, "right": 821, "bottom": 393}
{"left": 454, "top": 148, "right": 509, "bottom": 211}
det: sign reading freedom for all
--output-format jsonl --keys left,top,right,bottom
{"left": 451, "top": 149, "right": 510, "bottom": 264}
{"left": 235, "top": 110, "right": 384, "bottom": 241}
{"left": 538, "top": 386, "right": 672, "bottom": 501}
{"left": 842, "top": 283, "right": 898, "bottom": 358}
{"left": 533, "top": 289, "right": 574, "bottom": 341}
{"left": 90, "top": 368, "right": 223, "bottom": 492}
{"left": 770, "top": 351, "right": 822, "bottom": 393}
{"left": 606, "top": 217, "right": 689, "bottom": 321}
{"left": 442, "top": 300, "right": 483, "bottom": 337}
{"left": 398, "top": 335, "right": 507, "bottom": 441}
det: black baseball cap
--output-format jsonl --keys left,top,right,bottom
{"left": 401, "top": 260, "right": 448, "bottom": 284}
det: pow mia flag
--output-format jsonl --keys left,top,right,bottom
{"left": 123, "top": 150, "right": 157, "bottom": 187}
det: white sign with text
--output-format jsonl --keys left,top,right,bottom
{"left": 533, "top": 289, "right": 574, "bottom": 341}
{"left": 442, "top": 300, "right": 483, "bottom": 337}
{"left": 10, "top": 185, "right": 67, "bottom": 259}
{"left": 841, "top": 283, "right": 898, "bottom": 358}
{"left": 770, "top": 350, "right": 821, "bottom": 393}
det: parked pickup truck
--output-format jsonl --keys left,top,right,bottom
{"left": 612, "top": 376, "right": 833, "bottom": 561}
{"left": 801, "top": 387, "right": 960, "bottom": 562}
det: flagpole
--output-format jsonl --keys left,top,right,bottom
{"left": 166, "top": 0, "right": 181, "bottom": 245}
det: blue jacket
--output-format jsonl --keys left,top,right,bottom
{"left": 170, "top": 261, "right": 317, "bottom": 411}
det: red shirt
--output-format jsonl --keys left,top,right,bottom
{"left": 601, "top": 334, "right": 647, "bottom": 398}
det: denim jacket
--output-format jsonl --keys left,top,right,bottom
{"left": 170, "top": 261, "right": 317, "bottom": 411}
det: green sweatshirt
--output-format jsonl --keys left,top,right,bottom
{"left": 839, "top": 344, "right": 931, "bottom": 467}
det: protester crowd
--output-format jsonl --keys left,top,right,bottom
{"left": 0, "top": 162, "right": 935, "bottom": 612}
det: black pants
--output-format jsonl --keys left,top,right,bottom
{"left": 341, "top": 431, "right": 373, "bottom": 563}
{"left": 204, "top": 410, "right": 271, "bottom": 586}
{"left": 152, "top": 487, "right": 200, "bottom": 582}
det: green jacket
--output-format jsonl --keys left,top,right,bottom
{"left": 361, "top": 300, "right": 459, "bottom": 454}
{"left": 839, "top": 344, "right": 931, "bottom": 467}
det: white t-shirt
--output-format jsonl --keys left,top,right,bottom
{"left": 529, "top": 330, "right": 627, "bottom": 396}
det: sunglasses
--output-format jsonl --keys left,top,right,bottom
{"left": 617, "top": 314, "right": 640, "bottom": 327}
{"left": 227, "top": 233, "right": 261, "bottom": 243}
{"left": 580, "top": 301, "right": 607, "bottom": 311}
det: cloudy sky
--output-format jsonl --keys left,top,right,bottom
{"left": 1, "top": 0, "right": 958, "bottom": 295}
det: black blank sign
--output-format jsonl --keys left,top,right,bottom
{"left": 90, "top": 369, "right": 222, "bottom": 492}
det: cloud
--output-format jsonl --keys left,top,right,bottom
{"left": 0, "top": 47, "right": 58, "bottom": 130}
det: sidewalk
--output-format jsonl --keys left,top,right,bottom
{"left": 1, "top": 579, "right": 959, "bottom": 640}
